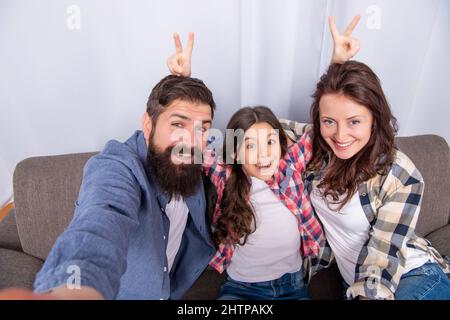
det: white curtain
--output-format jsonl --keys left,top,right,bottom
{"left": 1, "top": 0, "right": 449, "bottom": 207}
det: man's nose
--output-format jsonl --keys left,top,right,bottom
{"left": 172, "top": 127, "right": 196, "bottom": 148}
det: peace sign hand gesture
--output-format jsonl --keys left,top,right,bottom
{"left": 330, "top": 15, "right": 361, "bottom": 64}
{"left": 167, "top": 32, "right": 194, "bottom": 77}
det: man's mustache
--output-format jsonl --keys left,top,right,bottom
{"left": 166, "top": 144, "right": 203, "bottom": 164}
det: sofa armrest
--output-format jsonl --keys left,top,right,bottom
{"left": 426, "top": 224, "right": 450, "bottom": 258}
{"left": 0, "top": 209, "right": 22, "bottom": 252}
{"left": 0, "top": 248, "right": 43, "bottom": 290}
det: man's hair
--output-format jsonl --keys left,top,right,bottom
{"left": 146, "top": 75, "right": 216, "bottom": 134}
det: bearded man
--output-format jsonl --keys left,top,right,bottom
{"left": 28, "top": 73, "right": 217, "bottom": 299}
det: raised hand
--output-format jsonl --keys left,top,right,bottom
{"left": 330, "top": 15, "right": 361, "bottom": 64}
{"left": 166, "top": 32, "right": 194, "bottom": 77}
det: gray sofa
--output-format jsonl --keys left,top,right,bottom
{"left": 0, "top": 134, "right": 449, "bottom": 299}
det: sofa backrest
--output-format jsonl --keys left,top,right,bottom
{"left": 13, "top": 152, "right": 97, "bottom": 260}
{"left": 12, "top": 135, "right": 450, "bottom": 260}
{"left": 395, "top": 135, "right": 450, "bottom": 236}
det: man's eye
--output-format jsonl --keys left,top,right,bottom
{"left": 197, "top": 127, "right": 208, "bottom": 133}
{"left": 172, "top": 123, "right": 183, "bottom": 128}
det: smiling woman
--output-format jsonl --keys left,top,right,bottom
{"left": 318, "top": 93, "right": 374, "bottom": 160}
{"left": 284, "top": 60, "right": 450, "bottom": 300}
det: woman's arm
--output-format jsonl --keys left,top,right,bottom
{"left": 279, "top": 118, "right": 310, "bottom": 143}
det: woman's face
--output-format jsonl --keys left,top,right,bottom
{"left": 237, "top": 122, "right": 282, "bottom": 181}
{"left": 319, "top": 93, "right": 373, "bottom": 160}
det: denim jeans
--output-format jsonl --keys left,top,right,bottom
{"left": 342, "top": 262, "right": 450, "bottom": 300}
{"left": 217, "top": 269, "right": 310, "bottom": 300}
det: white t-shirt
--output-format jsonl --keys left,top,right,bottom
{"left": 164, "top": 197, "right": 189, "bottom": 272}
{"left": 227, "top": 177, "right": 303, "bottom": 283}
{"left": 310, "top": 184, "right": 434, "bottom": 285}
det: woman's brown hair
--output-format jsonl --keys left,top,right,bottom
{"left": 308, "top": 61, "right": 398, "bottom": 209}
{"left": 213, "top": 106, "right": 288, "bottom": 246}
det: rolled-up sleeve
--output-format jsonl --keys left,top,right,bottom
{"left": 33, "top": 152, "right": 141, "bottom": 299}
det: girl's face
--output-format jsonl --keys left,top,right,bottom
{"left": 319, "top": 93, "right": 373, "bottom": 160}
{"left": 237, "top": 122, "right": 282, "bottom": 181}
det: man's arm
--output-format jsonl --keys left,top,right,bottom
{"left": 0, "top": 286, "right": 102, "bottom": 300}
{"left": 0, "top": 149, "right": 142, "bottom": 300}
{"left": 34, "top": 152, "right": 141, "bottom": 299}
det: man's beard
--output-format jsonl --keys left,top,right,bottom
{"left": 147, "top": 138, "right": 202, "bottom": 201}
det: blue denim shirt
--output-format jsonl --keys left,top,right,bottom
{"left": 33, "top": 130, "right": 216, "bottom": 299}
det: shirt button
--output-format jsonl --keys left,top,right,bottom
{"left": 164, "top": 266, "right": 167, "bottom": 272}
{"left": 163, "top": 235, "right": 166, "bottom": 240}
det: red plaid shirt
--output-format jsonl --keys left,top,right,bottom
{"left": 203, "top": 126, "right": 325, "bottom": 273}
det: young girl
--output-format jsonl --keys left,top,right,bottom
{"left": 203, "top": 106, "right": 328, "bottom": 300}
{"left": 281, "top": 61, "right": 450, "bottom": 300}
{"left": 165, "top": 15, "right": 362, "bottom": 299}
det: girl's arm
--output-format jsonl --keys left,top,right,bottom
{"left": 289, "top": 126, "right": 314, "bottom": 172}
{"left": 202, "top": 136, "right": 230, "bottom": 199}
{"left": 280, "top": 119, "right": 314, "bottom": 171}
{"left": 167, "top": 32, "right": 194, "bottom": 77}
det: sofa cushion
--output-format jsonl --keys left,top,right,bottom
{"left": 426, "top": 224, "right": 450, "bottom": 258}
{"left": 181, "top": 263, "right": 344, "bottom": 300}
{"left": 182, "top": 267, "right": 226, "bottom": 300}
{"left": 0, "top": 248, "right": 43, "bottom": 290}
{"left": 308, "top": 263, "right": 343, "bottom": 300}
{"left": 13, "top": 152, "right": 97, "bottom": 260}
{"left": 0, "top": 209, "right": 22, "bottom": 252}
{"left": 395, "top": 135, "right": 450, "bottom": 236}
